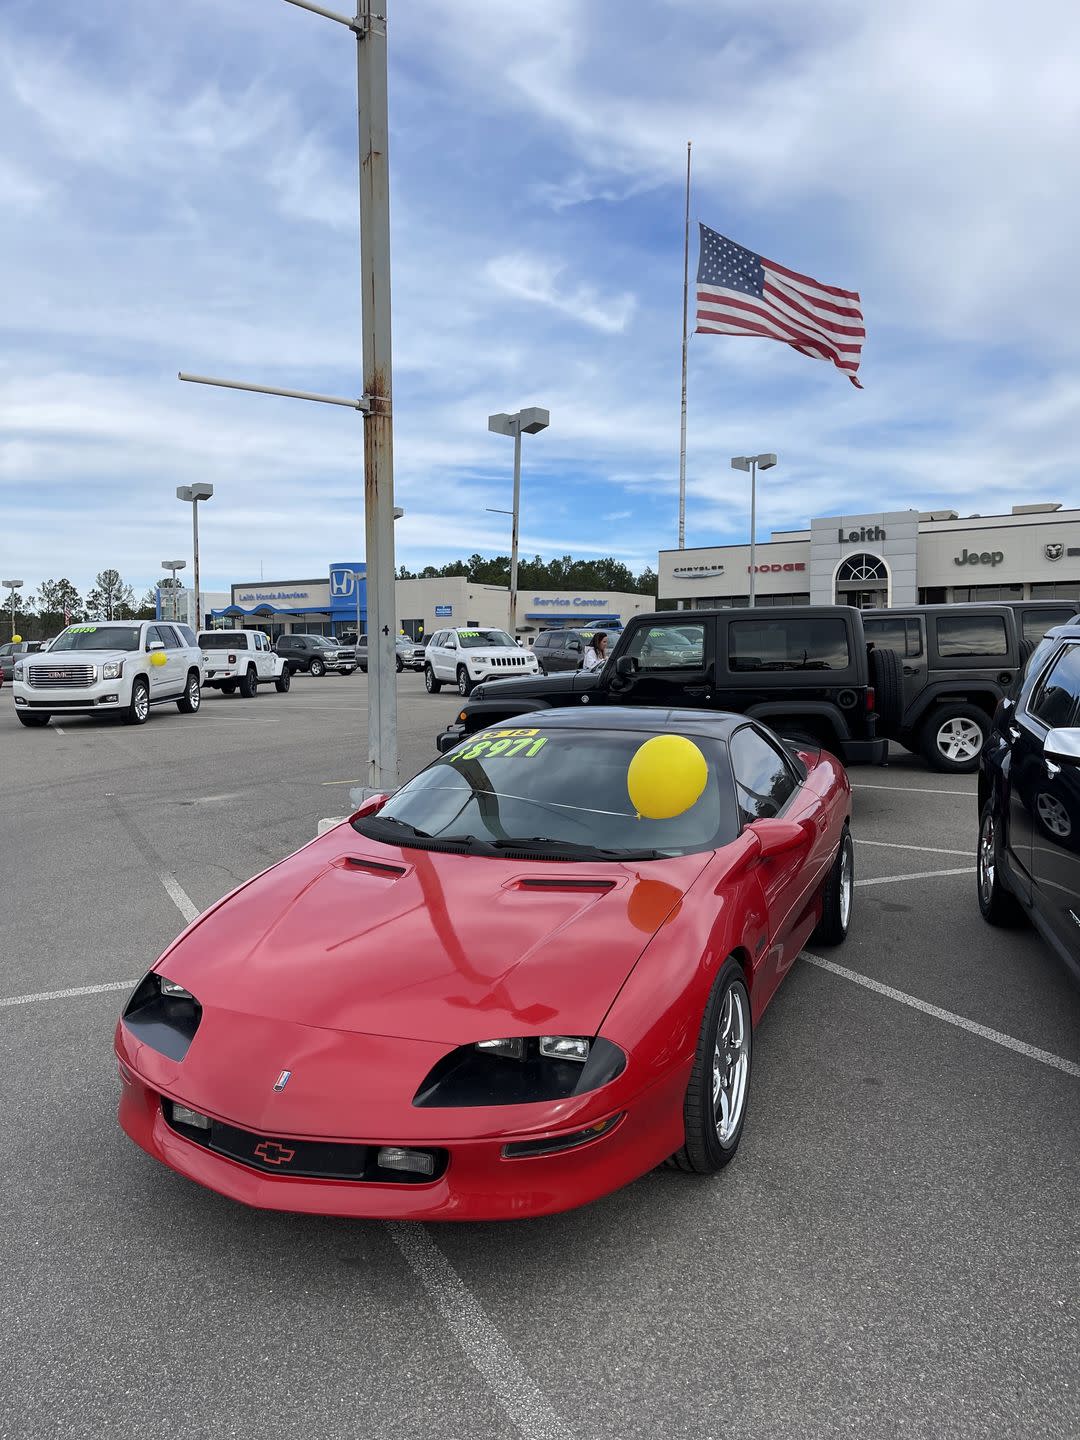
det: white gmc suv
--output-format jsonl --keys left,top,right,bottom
{"left": 424, "top": 626, "right": 539, "bottom": 696}
{"left": 198, "top": 629, "right": 291, "bottom": 696}
{"left": 12, "top": 621, "right": 203, "bottom": 728}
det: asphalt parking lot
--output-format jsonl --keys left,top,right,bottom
{"left": 2, "top": 674, "right": 1078, "bottom": 1440}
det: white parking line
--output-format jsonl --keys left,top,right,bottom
{"left": 856, "top": 867, "right": 974, "bottom": 887}
{"left": 854, "top": 783, "right": 970, "bottom": 796}
{"left": 386, "top": 1223, "right": 571, "bottom": 1440}
{"left": 856, "top": 839, "right": 972, "bottom": 857}
{"left": 0, "top": 979, "right": 135, "bottom": 1009}
{"left": 803, "top": 953, "right": 1080, "bottom": 1079}
{"left": 159, "top": 871, "right": 200, "bottom": 925}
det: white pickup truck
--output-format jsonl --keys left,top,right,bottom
{"left": 198, "top": 630, "right": 291, "bottom": 696}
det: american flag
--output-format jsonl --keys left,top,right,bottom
{"left": 695, "top": 224, "right": 865, "bottom": 387}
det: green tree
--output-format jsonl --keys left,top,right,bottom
{"left": 35, "top": 578, "right": 83, "bottom": 631}
{"left": 85, "top": 569, "right": 136, "bottom": 620}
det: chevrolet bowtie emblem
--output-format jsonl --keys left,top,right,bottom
{"left": 273, "top": 1070, "right": 292, "bottom": 1092}
{"left": 253, "top": 1140, "right": 295, "bottom": 1166}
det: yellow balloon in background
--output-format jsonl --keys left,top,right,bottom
{"left": 627, "top": 734, "right": 708, "bottom": 820}
{"left": 150, "top": 651, "right": 167, "bottom": 668}
{"left": 11, "top": 634, "right": 22, "bottom": 644}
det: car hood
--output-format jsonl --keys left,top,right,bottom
{"left": 474, "top": 670, "right": 600, "bottom": 700}
{"left": 157, "top": 826, "right": 711, "bottom": 1045}
{"left": 26, "top": 648, "right": 132, "bottom": 668}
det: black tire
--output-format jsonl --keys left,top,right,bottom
{"left": 920, "top": 703, "right": 989, "bottom": 773}
{"left": 360, "top": 664, "right": 368, "bottom": 673}
{"left": 125, "top": 677, "right": 150, "bottom": 726}
{"left": 812, "top": 827, "right": 854, "bottom": 945}
{"left": 310, "top": 658, "right": 326, "bottom": 678}
{"left": 176, "top": 670, "right": 201, "bottom": 714}
{"left": 869, "top": 645, "right": 904, "bottom": 733}
{"left": 456, "top": 666, "right": 473, "bottom": 697}
{"left": 395, "top": 655, "right": 404, "bottom": 673}
{"left": 17, "top": 712, "right": 51, "bottom": 728}
{"left": 667, "top": 959, "right": 752, "bottom": 1175}
{"left": 977, "top": 802, "right": 1024, "bottom": 926}
{"left": 239, "top": 666, "right": 258, "bottom": 699}
{"left": 425, "top": 664, "right": 442, "bottom": 694}
{"left": 221, "top": 680, "right": 237, "bottom": 695}
{"left": 275, "top": 669, "right": 291, "bottom": 693}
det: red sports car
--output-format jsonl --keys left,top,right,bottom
{"left": 116, "top": 708, "right": 853, "bottom": 1220}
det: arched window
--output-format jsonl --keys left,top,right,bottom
{"left": 836, "top": 553, "right": 888, "bottom": 585}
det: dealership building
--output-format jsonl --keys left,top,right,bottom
{"left": 206, "top": 563, "right": 654, "bottom": 640}
{"left": 658, "top": 502, "right": 1080, "bottom": 610}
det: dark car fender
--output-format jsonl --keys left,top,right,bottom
{"left": 743, "top": 701, "right": 853, "bottom": 742}
{"left": 906, "top": 682, "right": 1007, "bottom": 731}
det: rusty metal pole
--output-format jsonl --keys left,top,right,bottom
{"left": 355, "top": 0, "right": 398, "bottom": 791}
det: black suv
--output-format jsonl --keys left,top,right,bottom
{"left": 862, "top": 601, "right": 1077, "bottom": 773}
{"left": 437, "top": 606, "right": 891, "bottom": 765}
{"left": 274, "top": 633, "right": 357, "bottom": 676}
{"left": 978, "top": 622, "right": 1080, "bottom": 986}
{"left": 532, "top": 628, "right": 621, "bottom": 674}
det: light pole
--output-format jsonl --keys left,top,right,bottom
{"left": 730, "top": 454, "right": 777, "bottom": 606}
{"left": 487, "top": 408, "right": 549, "bottom": 637}
{"left": 176, "top": 484, "right": 214, "bottom": 629}
{"left": 2, "top": 580, "right": 23, "bottom": 639}
{"left": 346, "top": 508, "right": 401, "bottom": 641}
{"left": 160, "top": 560, "right": 186, "bottom": 623}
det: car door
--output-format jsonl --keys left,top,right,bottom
{"left": 255, "top": 632, "right": 275, "bottom": 680}
{"left": 1021, "top": 643, "right": 1080, "bottom": 950}
{"left": 160, "top": 624, "right": 188, "bottom": 693}
{"left": 144, "top": 625, "right": 170, "bottom": 698}
{"left": 439, "top": 632, "right": 458, "bottom": 680}
{"left": 612, "top": 619, "right": 713, "bottom": 707}
{"left": 729, "top": 725, "right": 821, "bottom": 994}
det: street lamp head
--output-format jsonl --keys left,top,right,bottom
{"left": 730, "top": 456, "right": 751, "bottom": 472}
{"left": 393, "top": 506, "right": 405, "bottom": 520}
{"left": 177, "top": 483, "right": 214, "bottom": 502}
{"left": 487, "top": 413, "right": 514, "bottom": 437}
{"left": 517, "top": 407, "right": 550, "bottom": 435}
{"left": 162, "top": 560, "right": 186, "bottom": 571}
{"left": 756, "top": 453, "right": 778, "bottom": 470}
{"left": 2, "top": 579, "right": 24, "bottom": 588}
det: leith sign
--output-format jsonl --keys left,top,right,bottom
{"left": 838, "top": 524, "right": 887, "bottom": 543}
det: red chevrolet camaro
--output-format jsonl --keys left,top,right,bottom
{"left": 116, "top": 708, "right": 853, "bottom": 1220}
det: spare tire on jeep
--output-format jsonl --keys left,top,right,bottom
{"left": 869, "top": 645, "right": 903, "bottom": 732}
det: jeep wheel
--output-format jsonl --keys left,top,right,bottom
{"left": 275, "top": 669, "right": 291, "bottom": 693}
{"left": 176, "top": 670, "right": 201, "bottom": 714}
{"left": 425, "top": 664, "right": 442, "bottom": 694}
{"left": 456, "top": 666, "right": 473, "bottom": 697}
{"left": 309, "top": 658, "right": 326, "bottom": 678}
{"left": 239, "top": 666, "right": 258, "bottom": 699}
{"left": 396, "top": 655, "right": 404, "bottom": 673}
{"left": 125, "top": 677, "right": 150, "bottom": 725}
{"left": 17, "top": 712, "right": 51, "bottom": 728}
{"left": 921, "top": 704, "right": 988, "bottom": 773}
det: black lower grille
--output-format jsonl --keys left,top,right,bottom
{"left": 163, "top": 1101, "right": 447, "bottom": 1183}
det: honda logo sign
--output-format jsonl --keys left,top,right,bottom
{"left": 330, "top": 568, "right": 356, "bottom": 598}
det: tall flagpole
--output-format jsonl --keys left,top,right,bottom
{"left": 678, "top": 140, "right": 692, "bottom": 549}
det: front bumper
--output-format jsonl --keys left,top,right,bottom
{"left": 115, "top": 1035, "right": 688, "bottom": 1222}
{"left": 12, "top": 680, "right": 126, "bottom": 713}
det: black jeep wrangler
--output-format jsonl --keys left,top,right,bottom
{"left": 436, "top": 606, "right": 893, "bottom": 766}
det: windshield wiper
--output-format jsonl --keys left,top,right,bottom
{"left": 351, "top": 815, "right": 434, "bottom": 840}
{"left": 487, "top": 837, "right": 662, "bottom": 861}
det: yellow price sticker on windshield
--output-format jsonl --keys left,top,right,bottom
{"left": 450, "top": 735, "right": 548, "bottom": 763}
{"left": 67, "top": 625, "right": 98, "bottom": 633}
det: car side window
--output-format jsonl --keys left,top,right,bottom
{"left": 1023, "top": 608, "right": 1074, "bottom": 646}
{"left": 446, "top": 633, "right": 458, "bottom": 650}
{"left": 161, "top": 625, "right": 182, "bottom": 649}
{"left": 935, "top": 615, "right": 1008, "bottom": 657}
{"left": 623, "top": 622, "right": 705, "bottom": 671}
{"left": 567, "top": 638, "right": 583, "bottom": 654}
{"left": 863, "top": 616, "right": 923, "bottom": 659}
{"left": 730, "top": 727, "right": 798, "bottom": 827}
{"left": 1028, "top": 644, "right": 1080, "bottom": 730}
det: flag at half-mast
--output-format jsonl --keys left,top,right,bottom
{"left": 695, "top": 224, "right": 865, "bottom": 387}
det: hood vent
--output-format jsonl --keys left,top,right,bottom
{"left": 343, "top": 856, "right": 408, "bottom": 878}
{"left": 514, "top": 876, "right": 616, "bottom": 893}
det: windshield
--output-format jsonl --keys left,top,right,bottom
{"left": 51, "top": 625, "right": 141, "bottom": 653}
{"left": 199, "top": 632, "right": 246, "bottom": 649}
{"left": 354, "top": 727, "right": 736, "bottom": 860}
{"left": 457, "top": 629, "right": 515, "bottom": 649}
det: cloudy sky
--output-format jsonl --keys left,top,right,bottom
{"left": 3, "top": 0, "right": 1079, "bottom": 597}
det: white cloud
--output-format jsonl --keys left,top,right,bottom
{"left": 486, "top": 253, "right": 636, "bottom": 335}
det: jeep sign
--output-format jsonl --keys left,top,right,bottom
{"left": 953, "top": 549, "right": 1004, "bottom": 568}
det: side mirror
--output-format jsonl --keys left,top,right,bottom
{"left": 148, "top": 640, "right": 166, "bottom": 652}
{"left": 747, "top": 817, "right": 813, "bottom": 859}
{"left": 1044, "top": 729, "right": 1080, "bottom": 765}
{"left": 616, "top": 656, "right": 636, "bottom": 679}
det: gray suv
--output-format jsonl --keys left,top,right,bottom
{"left": 274, "top": 633, "right": 357, "bottom": 676}
{"left": 355, "top": 634, "right": 427, "bottom": 673}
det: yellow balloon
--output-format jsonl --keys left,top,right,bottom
{"left": 11, "top": 634, "right": 22, "bottom": 644}
{"left": 150, "top": 651, "right": 167, "bottom": 667}
{"left": 627, "top": 734, "right": 708, "bottom": 820}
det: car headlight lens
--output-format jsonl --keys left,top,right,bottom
{"left": 413, "top": 1036, "right": 625, "bottom": 1107}
{"left": 102, "top": 661, "right": 123, "bottom": 680}
{"left": 13, "top": 663, "right": 23, "bottom": 680}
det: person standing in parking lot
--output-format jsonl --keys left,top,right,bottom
{"left": 583, "top": 632, "right": 609, "bottom": 671}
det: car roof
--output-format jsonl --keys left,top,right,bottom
{"left": 497, "top": 706, "right": 752, "bottom": 741}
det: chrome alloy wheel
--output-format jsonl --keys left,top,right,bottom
{"left": 839, "top": 837, "right": 853, "bottom": 930}
{"left": 134, "top": 684, "right": 149, "bottom": 721}
{"left": 978, "top": 810, "right": 996, "bottom": 907}
{"left": 936, "top": 716, "right": 983, "bottom": 763}
{"left": 187, "top": 676, "right": 200, "bottom": 710}
{"left": 712, "top": 986, "right": 750, "bottom": 1146}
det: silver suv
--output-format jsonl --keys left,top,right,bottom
{"left": 12, "top": 621, "right": 203, "bottom": 728}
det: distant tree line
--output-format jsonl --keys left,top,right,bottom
{"left": 2, "top": 570, "right": 160, "bottom": 640}
{"left": 396, "top": 553, "right": 660, "bottom": 597}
